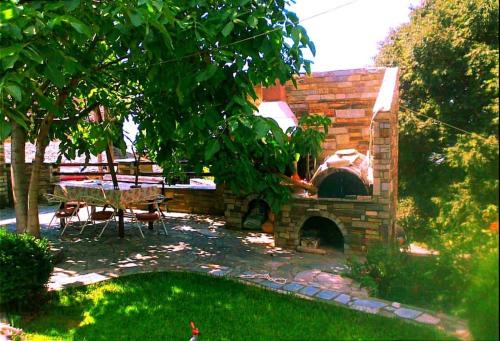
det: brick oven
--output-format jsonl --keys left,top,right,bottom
{"left": 224, "top": 67, "right": 399, "bottom": 252}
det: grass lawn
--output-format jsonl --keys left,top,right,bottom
{"left": 19, "top": 272, "right": 454, "bottom": 340}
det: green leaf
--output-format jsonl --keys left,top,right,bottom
{"left": 129, "top": 11, "right": 144, "bottom": 27}
{"left": 222, "top": 135, "right": 237, "bottom": 153}
{"left": 4, "top": 110, "right": 28, "bottom": 130}
{"left": 291, "top": 27, "right": 301, "bottom": 45}
{"left": 205, "top": 139, "right": 220, "bottom": 161}
{"left": 61, "top": 16, "right": 92, "bottom": 37}
{"left": 45, "top": 64, "right": 65, "bottom": 88}
{"left": 6, "top": 84, "right": 22, "bottom": 102}
{"left": 150, "top": 20, "right": 173, "bottom": 49}
{"left": 232, "top": 95, "right": 247, "bottom": 107}
{"left": 254, "top": 120, "right": 269, "bottom": 139}
{"left": 0, "top": 7, "right": 15, "bottom": 21}
{"left": 175, "top": 83, "right": 184, "bottom": 104}
{"left": 304, "top": 60, "right": 311, "bottom": 75}
{"left": 23, "top": 25, "right": 37, "bottom": 36}
{"left": 64, "top": 0, "right": 80, "bottom": 11}
{"left": 0, "top": 44, "right": 22, "bottom": 60}
{"left": 37, "top": 94, "right": 60, "bottom": 115}
{"left": 308, "top": 41, "right": 316, "bottom": 56}
{"left": 0, "top": 119, "right": 11, "bottom": 140}
{"left": 45, "top": 2, "right": 65, "bottom": 10}
{"left": 247, "top": 16, "right": 258, "bottom": 28}
{"left": 63, "top": 58, "right": 80, "bottom": 75}
{"left": 2, "top": 54, "right": 18, "bottom": 70}
{"left": 68, "top": 21, "right": 92, "bottom": 37}
{"left": 22, "top": 47, "right": 43, "bottom": 64}
{"left": 195, "top": 64, "right": 218, "bottom": 83}
{"left": 221, "top": 21, "right": 234, "bottom": 37}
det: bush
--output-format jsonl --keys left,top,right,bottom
{"left": 397, "top": 197, "right": 428, "bottom": 243}
{"left": 0, "top": 229, "right": 53, "bottom": 310}
{"left": 346, "top": 242, "right": 467, "bottom": 313}
{"left": 464, "top": 249, "right": 499, "bottom": 341}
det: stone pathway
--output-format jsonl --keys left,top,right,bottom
{"left": 0, "top": 206, "right": 469, "bottom": 340}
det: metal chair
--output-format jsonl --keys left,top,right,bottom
{"left": 44, "top": 193, "right": 83, "bottom": 236}
{"left": 127, "top": 194, "right": 168, "bottom": 238}
{"left": 78, "top": 190, "right": 117, "bottom": 239}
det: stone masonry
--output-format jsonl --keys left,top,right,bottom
{"left": 225, "top": 68, "right": 399, "bottom": 252}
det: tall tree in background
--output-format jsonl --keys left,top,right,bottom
{"left": 1, "top": 0, "right": 316, "bottom": 237}
{"left": 376, "top": 0, "right": 498, "bottom": 253}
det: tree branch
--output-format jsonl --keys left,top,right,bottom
{"left": 94, "top": 54, "right": 130, "bottom": 72}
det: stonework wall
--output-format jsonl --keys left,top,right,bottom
{"left": 285, "top": 68, "right": 385, "bottom": 158}
{"left": 163, "top": 187, "right": 224, "bottom": 215}
{"left": 224, "top": 192, "right": 388, "bottom": 252}
{"left": 225, "top": 67, "right": 399, "bottom": 252}
{"left": 3, "top": 163, "right": 57, "bottom": 206}
{"left": 0, "top": 143, "right": 8, "bottom": 207}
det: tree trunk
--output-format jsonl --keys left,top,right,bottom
{"left": 10, "top": 122, "right": 28, "bottom": 233}
{"left": 95, "top": 106, "right": 118, "bottom": 188}
{"left": 26, "top": 113, "right": 54, "bottom": 237}
{"left": 24, "top": 79, "right": 78, "bottom": 237}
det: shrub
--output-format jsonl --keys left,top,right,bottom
{"left": 346, "top": 242, "right": 467, "bottom": 313}
{"left": 397, "top": 197, "right": 428, "bottom": 243}
{"left": 464, "top": 249, "right": 499, "bottom": 341}
{"left": 0, "top": 229, "right": 53, "bottom": 310}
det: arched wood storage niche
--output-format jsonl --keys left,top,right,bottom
{"left": 300, "top": 216, "right": 345, "bottom": 252}
{"left": 242, "top": 199, "right": 270, "bottom": 230}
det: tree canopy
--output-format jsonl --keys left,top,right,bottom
{"left": 1, "top": 0, "right": 320, "bottom": 235}
{"left": 376, "top": 0, "right": 498, "bottom": 253}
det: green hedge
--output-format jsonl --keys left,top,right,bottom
{"left": 0, "top": 229, "right": 53, "bottom": 310}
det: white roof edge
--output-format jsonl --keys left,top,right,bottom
{"left": 372, "top": 67, "right": 399, "bottom": 114}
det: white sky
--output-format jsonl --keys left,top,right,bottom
{"left": 289, "top": 0, "right": 421, "bottom": 71}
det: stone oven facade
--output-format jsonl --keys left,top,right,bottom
{"left": 224, "top": 67, "right": 399, "bottom": 252}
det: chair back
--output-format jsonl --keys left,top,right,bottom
{"left": 44, "top": 193, "right": 69, "bottom": 204}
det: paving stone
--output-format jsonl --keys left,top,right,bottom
{"left": 261, "top": 280, "right": 284, "bottom": 290}
{"left": 394, "top": 308, "right": 423, "bottom": 319}
{"left": 283, "top": 283, "right": 304, "bottom": 292}
{"left": 209, "top": 269, "right": 230, "bottom": 276}
{"left": 377, "top": 309, "right": 396, "bottom": 318}
{"left": 334, "top": 294, "right": 351, "bottom": 305}
{"left": 316, "top": 290, "right": 340, "bottom": 300}
{"left": 315, "top": 272, "right": 351, "bottom": 287}
{"left": 415, "top": 313, "right": 441, "bottom": 325}
{"left": 294, "top": 270, "right": 321, "bottom": 283}
{"left": 300, "top": 286, "right": 321, "bottom": 296}
{"left": 351, "top": 299, "right": 387, "bottom": 310}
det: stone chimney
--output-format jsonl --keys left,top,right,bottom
{"left": 262, "top": 80, "right": 287, "bottom": 102}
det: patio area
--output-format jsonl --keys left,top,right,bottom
{"left": 0, "top": 205, "right": 358, "bottom": 294}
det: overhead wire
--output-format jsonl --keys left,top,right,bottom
{"left": 399, "top": 104, "right": 496, "bottom": 143}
